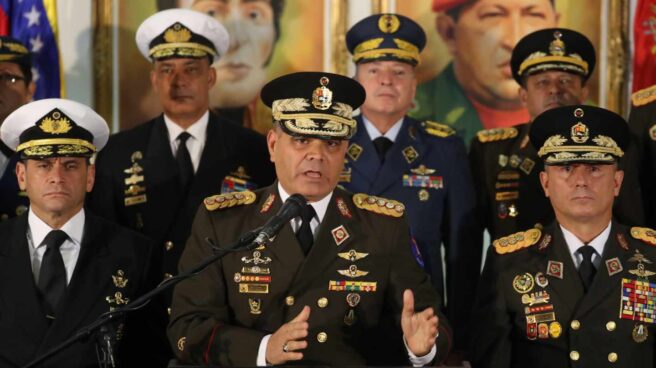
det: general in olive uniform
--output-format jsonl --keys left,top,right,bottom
{"left": 469, "top": 28, "right": 641, "bottom": 242}
{"left": 341, "top": 14, "right": 480, "bottom": 348}
{"left": 470, "top": 105, "right": 656, "bottom": 368}
{"left": 0, "top": 36, "right": 35, "bottom": 221}
{"left": 628, "top": 84, "right": 656, "bottom": 227}
{"left": 169, "top": 72, "right": 452, "bottom": 366}
{"left": 88, "top": 9, "right": 275, "bottom": 285}
{"left": 0, "top": 99, "right": 157, "bottom": 367}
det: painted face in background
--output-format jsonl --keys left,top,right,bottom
{"left": 189, "top": 0, "right": 277, "bottom": 108}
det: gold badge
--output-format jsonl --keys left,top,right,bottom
{"left": 112, "top": 270, "right": 128, "bottom": 288}
{"left": 571, "top": 122, "right": 590, "bottom": 143}
{"left": 338, "top": 249, "right": 369, "bottom": 262}
{"left": 249, "top": 298, "right": 262, "bottom": 314}
{"left": 346, "top": 292, "right": 361, "bottom": 307}
{"left": 378, "top": 14, "right": 400, "bottom": 33}
{"left": 508, "top": 204, "right": 518, "bottom": 217}
{"left": 519, "top": 158, "right": 535, "bottom": 175}
{"left": 338, "top": 264, "right": 369, "bottom": 278}
{"left": 549, "top": 321, "right": 562, "bottom": 338}
{"left": 549, "top": 30, "right": 566, "bottom": 56}
{"left": 418, "top": 189, "right": 429, "bottom": 201}
{"left": 106, "top": 291, "right": 130, "bottom": 306}
{"left": 39, "top": 110, "right": 72, "bottom": 135}
{"left": 509, "top": 155, "right": 521, "bottom": 168}
{"left": 521, "top": 291, "right": 550, "bottom": 306}
{"left": 347, "top": 143, "right": 363, "bottom": 161}
{"left": 239, "top": 283, "right": 269, "bottom": 294}
{"left": 402, "top": 146, "right": 419, "bottom": 164}
{"left": 331, "top": 225, "right": 350, "bottom": 246}
{"left": 628, "top": 249, "right": 656, "bottom": 278}
{"left": 410, "top": 165, "right": 436, "bottom": 175}
{"left": 177, "top": 337, "right": 186, "bottom": 352}
{"left": 241, "top": 251, "right": 272, "bottom": 265}
{"left": 164, "top": 23, "right": 192, "bottom": 43}
{"left": 513, "top": 273, "right": 535, "bottom": 293}
{"left": 633, "top": 323, "right": 649, "bottom": 342}
{"left": 312, "top": 76, "right": 333, "bottom": 110}
{"left": 498, "top": 154, "right": 508, "bottom": 167}
{"left": 535, "top": 272, "right": 548, "bottom": 288}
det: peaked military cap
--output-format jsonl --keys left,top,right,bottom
{"left": 261, "top": 72, "right": 365, "bottom": 140}
{"left": 0, "top": 36, "right": 30, "bottom": 65}
{"left": 511, "top": 28, "right": 596, "bottom": 84}
{"left": 136, "top": 8, "right": 229, "bottom": 63}
{"left": 432, "top": 0, "right": 471, "bottom": 12}
{"left": 0, "top": 98, "right": 109, "bottom": 159}
{"left": 346, "top": 13, "right": 426, "bottom": 66}
{"left": 529, "top": 105, "right": 628, "bottom": 165}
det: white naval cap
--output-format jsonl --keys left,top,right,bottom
{"left": 136, "top": 8, "right": 229, "bottom": 63}
{"left": 0, "top": 98, "right": 109, "bottom": 158}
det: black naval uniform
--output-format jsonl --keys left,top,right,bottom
{"left": 470, "top": 222, "right": 656, "bottom": 368}
{"left": 469, "top": 124, "right": 644, "bottom": 240}
{"left": 0, "top": 143, "right": 28, "bottom": 221}
{"left": 88, "top": 112, "right": 275, "bottom": 280}
{"left": 0, "top": 212, "right": 156, "bottom": 367}
{"left": 168, "top": 185, "right": 452, "bottom": 366}
{"left": 628, "top": 85, "right": 656, "bottom": 227}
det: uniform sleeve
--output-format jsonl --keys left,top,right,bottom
{"left": 469, "top": 246, "right": 512, "bottom": 368}
{"left": 167, "top": 205, "right": 266, "bottom": 366}
{"left": 388, "top": 216, "right": 453, "bottom": 365}
{"left": 443, "top": 137, "right": 483, "bottom": 349}
{"left": 86, "top": 149, "right": 119, "bottom": 221}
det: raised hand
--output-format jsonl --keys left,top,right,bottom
{"left": 265, "top": 306, "right": 311, "bottom": 365}
{"left": 401, "top": 289, "right": 439, "bottom": 357}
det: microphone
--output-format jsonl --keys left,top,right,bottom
{"left": 253, "top": 194, "right": 307, "bottom": 246}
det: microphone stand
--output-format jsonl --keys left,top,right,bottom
{"left": 23, "top": 227, "right": 263, "bottom": 368}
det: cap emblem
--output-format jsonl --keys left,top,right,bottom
{"left": 164, "top": 23, "right": 192, "bottom": 43}
{"left": 312, "top": 76, "right": 333, "bottom": 110}
{"left": 571, "top": 122, "right": 589, "bottom": 143}
{"left": 549, "top": 30, "right": 566, "bottom": 56}
{"left": 378, "top": 14, "right": 400, "bottom": 34}
{"left": 39, "top": 110, "right": 72, "bottom": 135}
{"left": 574, "top": 107, "right": 584, "bottom": 118}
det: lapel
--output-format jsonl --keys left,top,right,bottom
{"left": 534, "top": 224, "right": 584, "bottom": 315}
{"left": 39, "top": 214, "right": 110, "bottom": 349}
{"left": 372, "top": 117, "right": 426, "bottom": 194}
{"left": 348, "top": 116, "right": 380, "bottom": 190}
{"left": 575, "top": 221, "right": 632, "bottom": 318}
{"left": 0, "top": 214, "right": 50, "bottom": 344}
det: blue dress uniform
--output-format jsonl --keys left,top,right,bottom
{"left": 0, "top": 149, "right": 29, "bottom": 221}
{"left": 343, "top": 13, "right": 481, "bottom": 348}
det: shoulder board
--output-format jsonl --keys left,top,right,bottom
{"left": 422, "top": 120, "right": 455, "bottom": 138}
{"left": 352, "top": 193, "right": 404, "bottom": 217}
{"left": 494, "top": 228, "right": 542, "bottom": 254}
{"left": 204, "top": 191, "right": 256, "bottom": 211}
{"left": 632, "top": 85, "right": 656, "bottom": 107}
{"left": 630, "top": 227, "right": 656, "bottom": 246}
{"left": 476, "top": 127, "right": 518, "bottom": 143}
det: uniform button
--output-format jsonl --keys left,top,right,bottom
{"left": 164, "top": 273, "right": 173, "bottom": 280}
{"left": 285, "top": 296, "right": 295, "bottom": 306}
{"left": 167, "top": 307, "right": 171, "bottom": 316}
{"left": 317, "top": 297, "right": 328, "bottom": 308}
{"left": 606, "top": 321, "right": 616, "bottom": 331}
{"left": 317, "top": 332, "right": 327, "bottom": 343}
{"left": 165, "top": 241, "right": 174, "bottom": 251}
{"left": 570, "top": 320, "right": 580, "bottom": 330}
{"left": 608, "top": 352, "right": 618, "bottom": 363}
{"left": 570, "top": 351, "right": 580, "bottom": 361}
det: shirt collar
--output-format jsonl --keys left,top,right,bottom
{"left": 561, "top": 221, "right": 612, "bottom": 261}
{"left": 163, "top": 110, "right": 209, "bottom": 144}
{"left": 28, "top": 208, "right": 86, "bottom": 248}
{"left": 362, "top": 115, "right": 404, "bottom": 142}
{"left": 277, "top": 182, "right": 332, "bottom": 223}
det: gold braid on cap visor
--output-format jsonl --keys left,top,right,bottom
{"left": 17, "top": 138, "right": 96, "bottom": 153}
{"left": 149, "top": 42, "right": 216, "bottom": 59}
{"left": 519, "top": 55, "right": 588, "bottom": 77}
{"left": 537, "top": 134, "right": 624, "bottom": 161}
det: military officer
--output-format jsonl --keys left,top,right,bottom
{"left": 469, "top": 28, "right": 642, "bottom": 243}
{"left": 168, "top": 72, "right": 452, "bottom": 366}
{"left": 88, "top": 9, "right": 275, "bottom": 288}
{"left": 341, "top": 13, "right": 480, "bottom": 350}
{"left": 0, "top": 99, "right": 157, "bottom": 367}
{"left": 627, "top": 84, "right": 656, "bottom": 227}
{"left": 470, "top": 105, "right": 656, "bottom": 368}
{"left": 0, "top": 36, "right": 35, "bottom": 221}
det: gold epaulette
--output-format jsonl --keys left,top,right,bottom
{"left": 477, "top": 127, "right": 518, "bottom": 143}
{"left": 494, "top": 228, "right": 542, "bottom": 254}
{"left": 204, "top": 191, "right": 256, "bottom": 211}
{"left": 632, "top": 85, "right": 656, "bottom": 107}
{"left": 352, "top": 193, "right": 404, "bottom": 217}
{"left": 422, "top": 120, "right": 455, "bottom": 138}
{"left": 630, "top": 227, "right": 656, "bottom": 246}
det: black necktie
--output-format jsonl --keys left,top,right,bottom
{"left": 38, "top": 230, "right": 68, "bottom": 315}
{"left": 577, "top": 245, "right": 597, "bottom": 291}
{"left": 296, "top": 204, "right": 316, "bottom": 255}
{"left": 176, "top": 132, "right": 194, "bottom": 190}
{"left": 372, "top": 137, "right": 393, "bottom": 163}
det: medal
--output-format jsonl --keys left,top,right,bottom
{"left": 633, "top": 323, "right": 648, "bottom": 343}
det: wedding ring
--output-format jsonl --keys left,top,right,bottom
{"left": 282, "top": 342, "right": 290, "bottom": 353}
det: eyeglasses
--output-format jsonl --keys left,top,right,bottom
{"left": 0, "top": 73, "right": 25, "bottom": 85}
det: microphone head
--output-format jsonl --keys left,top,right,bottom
{"left": 286, "top": 193, "right": 308, "bottom": 210}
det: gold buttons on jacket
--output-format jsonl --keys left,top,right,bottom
{"left": 317, "top": 332, "right": 327, "bottom": 343}
{"left": 165, "top": 241, "right": 174, "bottom": 251}
{"left": 286, "top": 296, "right": 295, "bottom": 306}
{"left": 570, "top": 351, "right": 580, "bottom": 361}
{"left": 317, "top": 297, "right": 328, "bottom": 308}
{"left": 570, "top": 320, "right": 580, "bottom": 330}
{"left": 608, "top": 352, "right": 618, "bottom": 363}
{"left": 606, "top": 321, "right": 616, "bottom": 331}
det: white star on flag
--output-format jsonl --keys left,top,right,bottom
{"left": 23, "top": 5, "right": 40, "bottom": 27}
{"left": 29, "top": 34, "right": 44, "bottom": 53}
{"left": 31, "top": 67, "right": 40, "bottom": 82}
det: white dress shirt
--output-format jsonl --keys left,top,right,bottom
{"left": 561, "top": 221, "right": 612, "bottom": 269}
{"left": 27, "top": 208, "right": 85, "bottom": 284}
{"left": 256, "top": 185, "right": 436, "bottom": 366}
{"left": 163, "top": 111, "right": 209, "bottom": 172}
{"left": 362, "top": 115, "right": 404, "bottom": 142}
